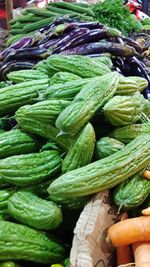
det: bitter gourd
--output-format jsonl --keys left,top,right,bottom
{"left": 44, "top": 78, "right": 91, "bottom": 101}
{"left": 16, "top": 100, "right": 70, "bottom": 125}
{"left": 0, "top": 150, "right": 61, "bottom": 187}
{"left": 51, "top": 72, "right": 80, "bottom": 85}
{"left": 113, "top": 173, "right": 150, "bottom": 210}
{"left": 62, "top": 123, "right": 95, "bottom": 173}
{"left": 0, "top": 221, "right": 65, "bottom": 263}
{"left": 56, "top": 72, "right": 118, "bottom": 136}
{"left": 95, "top": 137, "right": 125, "bottom": 159}
{"left": 0, "top": 129, "right": 38, "bottom": 159}
{"left": 48, "top": 135, "right": 150, "bottom": 199}
{"left": 15, "top": 111, "right": 72, "bottom": 150}
{"left": 103, "top": 92, "right": 144, "bottom": 126}
{"left": 116, "top": 75, "right": 148, "bottom": 95}
{"left": 0, "top": 189, "right": 14, "bottom": 219}
{"left": 37, "top": 54, "right": 111, "bottom": 78}
{"left": 8, "top": 190, "right": 63, "bottom": 230}
{"left": 7, "top": 69, "right": 49, "bottom": 83}
{"left": 110, "top": 123, "right": 150, "bottom": 143}
{"left": 0, "top": 79, "right": 50, "bottom": 116}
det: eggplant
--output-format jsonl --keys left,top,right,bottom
{"left": 3, "top": 47, "right": 51, "bottom": 64}
{"left": 53, "top": 27, "right": 89, "bottom": 53}
{"left": 0, "top": 61, "right": 36, "bottom": 79}
{"left": 116, "top": 36, "right": 142, "bottom": 53}
{"left": 38, "top": 17, "right": 75, "bottom": 34}
{"left": 0, "top": 37, "right": 34, "bottom": 60}
{"left": 60, "top": 42, "right": 139, "bottom": 57}
{"left": 62, "top": 21, "right": 104, "bottom": 34}
{"left": 39, "top": 38, "right": 60, "bottom": 49}
{"left": 125, "top": 56, "right": 150, "bottom": 99}
{"left": 53, "top": 28, "right": 121, "bottom": 53}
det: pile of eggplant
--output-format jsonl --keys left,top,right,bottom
{"left": 0, "top": 17, "right": 150, "bottom": 98}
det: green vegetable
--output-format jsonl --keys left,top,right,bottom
{"left": 7, "top": 69, "right": 49, "bottom": 83}
{"left": 37, "top": 55, "right": 111, "bottom": 78}
{"left": 0, "top": 221, "right": 65, "bottom": 263}
{"left": 44, "top": 78, "right": 91, "bottom": 101}
{"left": 8, "top": 190, "right": 63, "bottom": 230}
{"left": 113, "top": 173, "right": 150, "bottom": 210}
{"left": 16, "top": 100, "right": 71, "bottom": 125}
{"left": 51, "top": 72, "right": 80, "bottom": 85}
{"left": 110, "top": 123, "right": 150, "bottom": 143}
{"left": 48, "top": 135, "right": 150, "bottom": 199}
{"left": 0, "top": 129, "right": 38, "bottom": 159}
{"left": 92, "top": 0, "right": 142, "bottom": 35}
{"left": 15, "top": 112, "right": 73, "bottom": 150}
{"left": 0, "top": 79, "right": 50, "bottom": 116}
{"left": 62, "top": 123, "right": 95, "bottom": 173}
{"left": 0, "top": 150, "right": 61, "bottom": 187}
{"left": 103, "top": 92, "right": 144, "bottom": 126}
{"left": 56, "top": 72, "right": 118, "bottom": 136}
{"left": 49, "top": 195, "right": 90, "bottom": 210}
{"left": 116, "top": 75, "right": 148, "bottom": 95}
{"left": 95, "top": 137, "right": 125, "bottom": 159}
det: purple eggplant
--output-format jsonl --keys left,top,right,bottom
{"left": 125, "top": 56, "right": 150, "bottom": 99}
{"left": 39, "top": 38, "right": 61, "bottom": 49}
{"left": 0, "top": 37, "right": 34, "bottom": 60}
{"left": 62, "top": 21, "right": 104, "bottom": 34}
{"left": 60, "top": 42, "right": 139, "bottom": 57}
{"left": 116, "top": 36, "right": 142, "bottom": 53}
{"left": 53, "top": 27, "right": 89, "bottom": 53}
{"left": 38, "top": 17, "right": 75, "bottom": 34}
{"left": 0, "top": 61, "right": 36, "bottom": 79}
{"left": 54, "top": 28, "right": 121, "bottom": 53}
{"left": 3, "top": 47, "right": 51, "bottom": 64}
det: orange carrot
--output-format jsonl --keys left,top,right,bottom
{"left": 142, "top": 170, "right": 150, "bottom": 180}
{"left": 142, "top": 207, "right": 150, "bottom": 216}
{"left": 108, "top": 216, "right": 150, "bottom": 247}
{"left": 116, "top": 213, "right": 133, "bottom": 266}
{"left": 133, "top": 242, "right": 150, "bottom": 267}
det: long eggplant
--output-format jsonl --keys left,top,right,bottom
{"left": 0, "top": 61, "right": 36, "bottom": 79}
{"left": 116, "top": 36, "right": 142, "bottom": 53}
{"left": 38, "top": 17, "right": 75, "bottom": 34}
{"left": 39, "top": 38, "right": 61, "bottom": 49}
{"left": 125, "top": 56, "right": 150, "bottom": 99}
{"left": 53, "top": 28, "right": 121, "bottom": 53}
{"left": 53, "top": 27, "right": 89, "bottom": 52}
{"left": 3, "top": 47, "right": 51, "bottom": 64}
{"left": 0, "top": 37, "right": 34, "bottom": 60}
{"left": 60, "top": 42, "right": 139, "bottom": 57}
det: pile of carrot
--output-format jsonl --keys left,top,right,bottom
{"left": 108, "top": 210, "right": 150, "bottom": 267}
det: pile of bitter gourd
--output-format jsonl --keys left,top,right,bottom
{"left": 0, "top": 54, "right": 149, "bottom": 267}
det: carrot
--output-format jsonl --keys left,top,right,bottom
{"left": 142, "top": 207, "right": 150, "bottom": 216}
{"left": 133, "top": 242, "right": 150, "bottom": 267}
{"left": 116, "top": 212, "right": 133, "bottom": 266}
{"left": 108, "top": 216, "right": 150, "bottom": 247}
{"left": 142, "top": 170, "right": 150, "bottom": 180}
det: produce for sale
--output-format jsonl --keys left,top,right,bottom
{"left": 62, "top": 123, "right": 95, "bottom": 173}
{"left": 8, "top": 190, "right": 63, "bottom": 230}
{"left": 103, "top": 92, "right": 144, "bottom": 126}
{"left": 108, "top": 216, "right": 150, "bottom": 246}
{"left": 113, "top": 173, "right": 150, "bottom": 210}
{"left": 0, "top": 221, "right": 65, "bottom": 263}
{"left": 0, "top": 129, "right": 39, "bottom": 159}
{"left": 48, "top": 135, "right": 150, "bottom": 199}
{"left": 56, "top": 72, "right": 118, "bottom": 136}
{"left": 0, "top": 150, "right": 61, "bottom": 187}
{"left": 110, "top": 122, "right": 150, "bottom": 143}
{"left": 95, "top": 137, "right": 125, "bottom": 159}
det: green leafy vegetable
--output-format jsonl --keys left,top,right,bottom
{"left": 92, "top": 0, "right": 142, "bottom": 35}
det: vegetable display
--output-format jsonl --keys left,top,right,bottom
{"left": 0, "top": 1, "right": 150, "bottom": 266}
